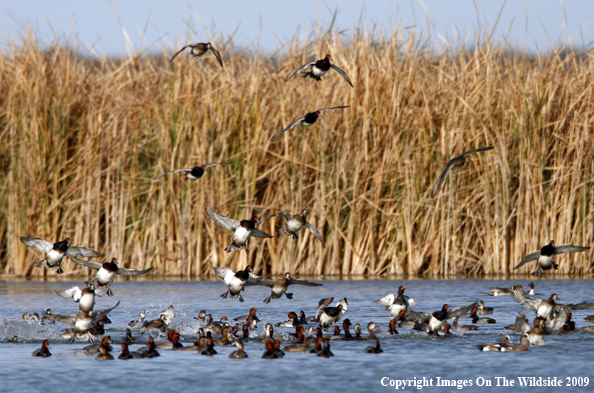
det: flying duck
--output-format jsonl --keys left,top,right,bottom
{"left": 266, "top": 209, "right": 325, "bottom": 245}
{"left": 170, "top": 42, "right": 223, "bottom": 67}
{"left": 153, "top": 162, "right": 231, "bottom": 181}
{"left": 285, "top": 54, "right": 352, "bottom": 86}
{"left": 20, "top": 237, "right": 103, "bottom": 274}
{"left": 206, "top": 206, "right": 273, "bottom": 253}
{"left": 248, "top": 272, "right": 322, "bottom": 303}
{"left": 514, "top": 240, "right": 589, "bottom": 276}
{"left": 269, "top": 106, "right": 348, "bottom": 141}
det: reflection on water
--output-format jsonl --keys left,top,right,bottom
{"left": 1, "top": 279, "right": 594, "bottom": 392}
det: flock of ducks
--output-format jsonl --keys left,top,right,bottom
{"left": 15, "top": 41, "right": 594, "bottom": 360}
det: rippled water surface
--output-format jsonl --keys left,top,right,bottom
{"left": 1, "top": 279, "right": 594, "bottom": 393}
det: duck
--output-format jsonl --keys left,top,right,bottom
{"left": 212, "top": 264, "right": 262, "bottom": 302}
{"left": 32, "top": 340, "right": 51, "bottom": 357}
{"left": 284, "top": 336, "right": 314, "bottom": 352}
{"left": 194, "top": 310, "right": 209, "bottom": 324}
{"left": 273, "top": 340, "right": 285, "bottom": 358}
{"left": 371, "top": 320, "right": 398, "bottom": 335}
{"left": 254, "top": 324, "right": 275, "bottom": 344}
{"left": 354, "top": 323, "right": 363, "bottom": 340}
{"left": 316, "top": 297, "right": 348, "bottom": 330}
{"left": 22, "top": 312, "right": 30, "bottom": 321}
{"left": 118, "top": 343, "right": 144, "bottom": 359}
{"left": 169, "top": 42, "right": 223, "bottom": 67}
{"left": 452, "top": 316, "right": 479, "bottom": 331}
{"left": 285, "top": 54, "right": 353, "bottom": 86}
{"left": 309, "top": 336, "right": 324, "bottom": 354}
{"left": 501, "top": 335, "right": 529, "bottom": 352}
{"left": 250, "top": 272, "right": 323, "bottom": 303}
{"left": 46, "top": 301, "right": 120, "bottom": 341}
{"left": 514, "top": 240, "right": 590, "bottom": 276}
{"left": 154, "top": 330, "right": 177, "bottom": 349}
{"left": 299, "top": 311, "right": 316, "bottom": 324}
{"left": 430, "top": 147, "right": 494, "bottom": 198}
{"left": 140, "top": 314, "right": 168, "bottom": 334}
{"left": 395, "top": 310, "right": 418, "bottom": 328}
{"left": 82, "top": 336, "right": 112, "bottom": 353}
{"left": 406, "top": 301, "right": 478, "bottom": 335}
{"left": 69, "top": 257, "right": 153, "bottom": 296}
{"left": 128, "top": 311, "right": 146, "bottom": 328}
{"left": 267, "top": 209, "right": 325, "bottom": 245}
{"left": 262, "top": 340, "right": 280, "bottom": 359}
{"left": 206, "top": 206, "right": 273, "bottom": 254}
{"left": 475, "top": 336, "right": 510, "bottom": 351}
{"left": 229, "top": 339, "right": 248, "bottom": 359}
{"left": 476, "top": 300, "right": 494, "bottom": 315}
{"left": 143, "top": 340, "right": 160, "bottom": 358}
{"left": 470, "top": 307, "right": 496, "bottom": 324}
{"left": 96, "top": 345, "right": 114, "bottom": 360}
{"left": 527, "top": 318, "right": 546, "bottom": 345}
{"left": 20, "top": 237, "right": 103, "bottom": 274}
{"left": 585, "top": 315, "right": 594, "bottom": 322}
{"left": 511, "top": 288, "right": 559, "bottom": 319}
{"left": 275, "top": 312, "right": 300, "bottom": 328}
{"left": 317, "top": 339, "right": 333, "bottom": 358}
{"left": 269, "top": 107, "right": 348, "bottom": 142}
{"left": 376, "top": 286, "right": 415, "bottom": 317}
{"left": 234, "top": 307, "right": 260, "bottom": 322}
{"left": 489, "top": 282, "right": 535, "bottom": 297}
{"left": 55, "top": 286, "right": 95, "bottom": 312}
{"left": 124, "top": 329, "right": 135, "bottom": 344}
{"left": 364, "top": 339, "right": 384, "bottom": 353}
{"left": 153, "top": 162, "right": 231, "bottom": 181}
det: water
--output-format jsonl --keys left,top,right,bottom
{"left": 1, "top": 279, "right": 593, "bottom": 392}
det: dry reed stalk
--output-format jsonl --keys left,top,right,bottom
{"left": 1, "top": 25, "right": 594, "bottom": 279}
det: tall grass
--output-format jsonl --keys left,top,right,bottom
{"left": 1, "top": 26, "right": 594, "bottom": 278}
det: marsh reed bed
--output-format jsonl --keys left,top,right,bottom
{"left": 1, "top": 27, "right": 594, "bottom": 278}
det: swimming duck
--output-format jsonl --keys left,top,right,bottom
{"left": 234, "top": 308, "right": 260, "bottom": 322}
{"left": 514, "top": 241, "right": 590, "bottom": 276}
{"left": 285, "top": 54, "right": 353, "bottom": 86}
{"left": 317, "top": 339, "right": 333, "bottom": 358}
{"left": 249, "top": 272, "right": 322, "bottom": 303}
{"left": 262, "top": 340, "right": 280, "bottom": 359}
{"left": 470, "top": 307, "right": 496, "bottom": 324}
{"left": 82, "top": 336, "right": 112, "bottom": 353}
{"left": 275, "top": 312, "right": 300, "bottom": 328}
{"left": 153, "top": 162, "right": 231, "bottom": 181}
{"left": 489, "top": 282, "right": 535, "bottom": 297}
{"left": 452, "top": 316, "right": 479, "bottom": 331}
{"left": 212, "top": 264, "right": 262, "bottom": 302}
{"left": 70, "top": 257, "right": 153, "bottom": 296}
{"left": 475, "top": 335, "right": 510, "bottom": 351}
{"left": 284, "top": 336, "right": 314, "bottom": 352}
{"left": 476, "top": 301, "right": 494, "bottom": 314}
{"left": 20, "top": 237, "right": 103, "bottom": 274}
{"left": 269, "top": 107, "right": 348, "bottom": 142}
{"left": 170, "top": 42, "right": 223, "bottom": 67}
{"left": 501, "top": 335, "right": 529, "bottom": 352}
{"left": 143, "top": 340, "right": 160, "bottom": 358}
{"left": 206, "top": 206, "right": 273, "bottom": 254}
{"left": 299, "top": 311, "right": 316, "bottom": 324}
{"left": 96, "top": 345, "right": 114, "bottom": 360}
{"left": 124, "top": 329, "right": 135, "bottom": 344}
{"left": 229, "top": 339, "right": 248, "bottom": 359}
{"left": 364, "top": 339, "right": 384, "bottom": 353}
{"left": 430, "top": 147, "right": 494, "bottom": 198}
{"left": 118, "top": 343, "right": 144, "bottom": 359}
{"left": 32, "top": 340, "right": 51, "bottom": 357}
{"left": 406, "top": 301, "right": 478, "bottom": 335}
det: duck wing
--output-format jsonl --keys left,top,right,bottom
{"left": 245, "top": 278, "right": 275, "bottom": 287}
{"left": 445, "top": 300, "right": 479, "bottom": 319}
{"left": 206, "top": 206, "right": 240, "bottom": 231}
{"left": 316, "top": 297, "right": 334, "bottom": 321}
{"left": 250, "top": 228, "right": 274, "bottom": 239}
{"left": 209, "top": 46, "right": 224, "bottom": 68}
{"left": 93, "top": 301, "right": 121, "bottom": 321}
{"left": 514, "top": 251, "right": 541, "bottom": 269}
{"left": 66, "top": 246, "right": 103, "bottom": 258}
{"left": 460, "top": 146, "right": 494, "bottom": 157}
{"left": 329, "top": 65, "right": 353, "bottom": 87}
{"left": 511, "top": 286, "right": 542, "bottom": 312}
{"left": 20, "top": 237, "right": 53, "bottom": 253}
{"left": 116, "top": 266, "right": 153, "bottom": 277}
{"left": 553, "top": 245, "right": 590, "bottom": 255}
{"left": 431, "top": 159, "right": 459, "bottom": 198}
{"left": 265, "top": 212, "right": 292, "bottom": 221}
{"left": 318, "top": 105, "right": 349, "bottom": 112}
{"left": 303, "top": 222, "right": 325, "bottom": 245}
{"left": 269, "top": 116, "right": 306, "bottom": 141}
{"left": 285, "top": 55, "right": 316, "bottom": 82}
{"left": 204, "top": 162, "right": 232, "bottom": 169}
{"left": 287, "top": 278, "right": 322, "bottom": 287}
{"left": 405, "top": 308, "right": 431, "bottom": 324}
{"left": 42, "top": 312, "right": 76, "bottom": 324}
{"left": 514, "top": 311, "right": 531, "bottom": 334}
{"left": 376, "top": 293, "right": 395, "bottom": 308}
{"left": 170, "top": 45, "right": 191, "bottom": 62}
{"left": 55, "top": 286, "right": 83, "bottom": 301}
{"left": 69, "top": 256, "right": 102, "bottom": 270}
{"left": 212, "top": 265, "right": 235, "bottom": 285}
{"left": 153, "top": 168, "right": 192, "bottom": 180}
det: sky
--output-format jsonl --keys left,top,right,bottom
{"left": 1, "top": 1, "right": 593, "bottom": 56}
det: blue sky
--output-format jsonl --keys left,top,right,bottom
{"left": 1, "top": 1, "right": 593, "bottom": 56}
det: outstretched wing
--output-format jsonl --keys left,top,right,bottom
{"left": 405, "top": 308, "right": 431, "bottom": 324}
{"left": 55, "top": 286, "right": 83, "bottom": 301}
{"left": 245, "top": 278, "right": 275, "bottom": 287}
{"left": 153, "top": 168, "right": 191, "bottom": 180}
{"left": 460, "top": 146, "right": 494, "bottom": 157}
{"left": 265, "top": 212, "right": 293, "bottom": 221}
{"left": 206, "top": 206, "right": 240, "bottom": 231}
{"left": 66, "top": 246, "right": 103, "bottom": 258}
{"left": 318, "top": 105, "right": 349, "bottom": 112}
{"left": 250, "top": 228, "right": 274, "bottom": 239}
{"left": 445, "top": 300, "right": 479, "bottom": 319}
{"left": 212, "top": 265, "right": 234, "bottom": 285}
{"left": 287, "top": 278, "right": 322, "bottom": 287}
{"left": 116, "top": 266, "right": 153, "bottom": 276}
{"left": 285, "top": 56, "right": 316, "bottom": 82}
{"left": 20, "top": 237, "right": 53, "bottom": 253}
{"left": 170, "top": 45, "right": 191, "bottom": 62}
{"left": 204, "top": 162, "right": 232, "bottom": 169}
{"left": 93, "top": 301, "right": 121, "bottom": 321}
{"left": 69, "top": 256, "right": 102, "bottom": 270}
{"left": 431, "top": 160, "right": 458, "bottom": 198}
{"left": 376, "top": 293, "right": 395, "bottom": 308}
{"left": 329, "top": 65, "right": 353, "bottom": 87}
{"left": 511, "top": 286, "right": 541, "bottom": 312}
{"left": 209, "top": 46, "right": 224, "bottom": 68}
{"left": 554, "top": 245, "right": 590, "bottom": 255}
{"left": 269, "top": 116, "right": 306, "bottom": 141}
{"left": 316, "top": 297, "right": 334, "bottom": 321}
{"left": 514, "top": 311, "right": 531, "bottom": 334}
{"left": 303, "top": 222, "right": 325, "bottom": 246}
{"left": 42, "top": 312, "right": 76, "bottom": 324}
{"left": 514, "top": 251, "right": 541, "bottom": 270}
